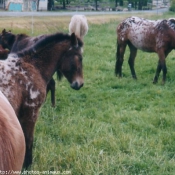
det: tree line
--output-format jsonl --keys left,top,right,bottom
{"left": 39, "top": 0, "right": 171, "bottom": 11}
{"left": 50, "top": 0, "right": 152, "bottom": 10}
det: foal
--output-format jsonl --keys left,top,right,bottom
{"left": 0, "top": 32, "right": 84, "bottom": 169}
{"left": 0, "top": 29, "right": 58, "bottom": 107}
{"left": 116, "top": 16, "right": 175, "bottom": 84}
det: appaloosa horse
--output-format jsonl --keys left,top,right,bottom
{"left": 0, "top": 32, "right": 84, "bottom": 168}
{"left": 0, "top": 29, "right": 59, "bottom": 107}
{"left": 0, "top": 90, "right": 25, "bottom": 174}
{"left": 116, "top": 16, "right": 175, "bottom": 84}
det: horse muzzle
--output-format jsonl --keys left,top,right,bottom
{"left": 71, "top": 80, "right": 84, "bottom": 90}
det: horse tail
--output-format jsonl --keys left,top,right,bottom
{"left": 115, "top": 40, "right": 120, "bottom": 76}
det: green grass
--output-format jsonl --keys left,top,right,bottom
{"left": 2, "top": 12, "right": 175, "bottom": 174}
{"left": 33, "top": 13, "right": 175, "bottom": 174}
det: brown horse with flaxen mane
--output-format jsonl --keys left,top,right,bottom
{"left": 0, "top": 32, "right": 84, "bottom": 169}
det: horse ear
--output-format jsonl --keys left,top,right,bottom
{"left": 2, "top": 29, "right": 6, "bottom": 34}
{"left": 70, "top": 33, "right": 78, "bottom": 47}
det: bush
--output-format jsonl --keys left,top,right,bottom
{"left": 169, "top": 0, "right": 175, "bottom": 12}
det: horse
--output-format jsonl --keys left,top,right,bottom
{"left": 0, "top": 29, "right": 59, "bottom": 107}
{"left": 0, "top": 32, "right": 84, "bottom": 169}
{"left": 115, "top": 16, "right": 175, "bottom": 84}
{"left": 69, "top": 15, "right": 88, "bottom": 41}
{"left": 0, "top": 90, "right": 25, "bottom": 174}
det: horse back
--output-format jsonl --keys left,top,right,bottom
{"left": 0, "top": 91, "right": 25, "bottom": 173}
{"left": 117, "top": 16, "right": 175, "bottom": 52}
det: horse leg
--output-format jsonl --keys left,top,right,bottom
{"left": 47, "top": 78, "right": 56, "bottom": 107}
{"left": 128, "top": 43, "right": 137, "bottom": 79}
{"left": 22, "top": 120, "right": 35, "bottom": 169}
{"left": 20, "top": 108, "right": 39, "bottom": 169}
{"left": 153, "top": 60, "right": 162, "bottom": 84}
{"left": 115, "top": 41, "right": 127, "bottom": 77}
{"left": 153, "top": 51, "right": 166, "bottom": 84}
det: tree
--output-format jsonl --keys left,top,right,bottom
{"left": 95, "top": 0, "right": 98, "bottom": 10}
{"left": 128, "top": 0, "right": 148, "bottom": 10}
{"left": 37, "top": 0, "right": 39, "bottom": 11}
{"left": 170, "top": 0, "right": 175, "bottom": 11}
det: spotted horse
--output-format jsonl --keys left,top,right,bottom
{"left": 0, "top": 29, "right": 60, "bottom": 107}
{"left": 0, "top": 32, "right": 84, "bottom": 169}
{"left": 115, "top": 16, "right": 175, "bottom": 84}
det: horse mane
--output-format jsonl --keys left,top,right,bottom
{"left": 17, "top": 32, "right": 83, "bottom": 57}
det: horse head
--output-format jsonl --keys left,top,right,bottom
{"left": 17, "top": 32, "right": 84, "bottom": 91}
{"left": 59, "top": 33, "right": 84, "bottom": 90}
{"left": 0, "top": 29, "right": 15, "bottom": 50}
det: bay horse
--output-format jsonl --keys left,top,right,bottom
{"left": 115, "top": 16, "right": 175, "bottom": 84}
{"left": 0, "top": 29, "right": 60, "bottom": 107}
{"left": 0, "top": 32, "right": 84, "bottom": 169}
{"left": 0, "top": 90, "right": 25, "bottom": 173}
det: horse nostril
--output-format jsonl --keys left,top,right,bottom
{"left": 71, "top": 81, "right": 84, "bottom": 90}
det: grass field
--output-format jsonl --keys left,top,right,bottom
{"left": 1, "top": 11, "right": 175, "bottom": 175}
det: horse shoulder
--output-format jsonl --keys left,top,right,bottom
{"left": 19, "top": 61, "right": 47, "bottom": 106}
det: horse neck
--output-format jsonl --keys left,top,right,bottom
{"left": 6, "top": 35, "right": 16, "bottom": 51}
{"left": 31, "top": 41, "right": 70, "bottom": 84}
